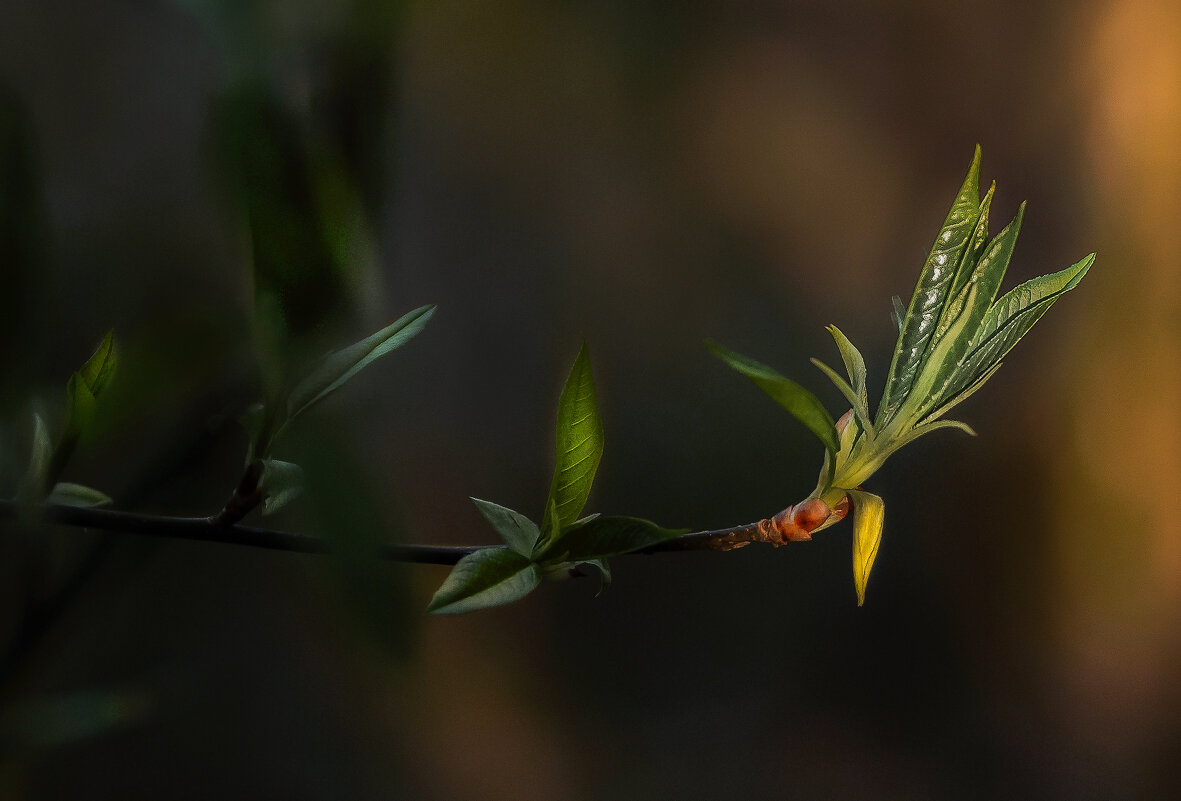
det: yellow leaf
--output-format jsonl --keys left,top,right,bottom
{"left": 847, "top": 490, "right": 885, "bottom": 606}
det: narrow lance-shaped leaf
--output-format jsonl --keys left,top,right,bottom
{"left": 427, "top": 548, "right": 543, "bottom": 615}
{"left": 847, "top": 490, "right": 885, "bottom": 607}
{"left": 540, "top": 344, "right": 604, "bottom": 541}
{"left": 536, "top": 515, "right": 688, "bottom": 563}
{"left": 936, "top": 253, "right": 1095, "bottom": 410}
{"left": 913, "top": 204, "right": 1027, "bottom": 421}
{"left": 471, "top": 497, "right": 540, "bottom": 557}
{"left": 286, "top": 304, "right": 436, "bottom": 423}
{"left": 878, "top": 147, "right": 983, "bottom": 426}
{"left": 707, "top": 341, "right": 840, "bottom": 455}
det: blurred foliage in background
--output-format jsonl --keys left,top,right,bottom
{"left": 0, "top": 0, "right": 1179, "bottom": 798}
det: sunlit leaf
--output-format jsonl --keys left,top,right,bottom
{"left": 536, "top": 515, "right": 687, "bottom": 562}
{"left": 47, "top": 482, "right": 112, "bottom": 508}
{"left": 847, "top": 490, "right": 885, "bottom": 606}
{"left": 707, "top": 341, "right": 839, "bottom": 455}
{"left": 471, "top": 497, "right": 540, "bottom": 557}
{"left": 540, "top": 344, "right": 604, "bottom": 541}
{"left": 259, "top": 458, "right": 304, "bottom": 515}
{"left": 913, "top": 205, "right": 1026, "bottom": 420}
{"left": 879, "top": 147, "right": 983, "bottom": 425}
{"left": 285, "top": 304, "right": 436, "bottom": 423}
{"left": 826, "top": 325, "right": 869, "bottom": 415}
{"left": 937, "top": 253, "right": 1095, "bottom": 410}
{"left": 427, "top": 548, "right": 543, "bottom": 615}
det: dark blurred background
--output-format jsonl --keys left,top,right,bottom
{"left": 1, "top": 0, "right": 1178, "bottom": 798}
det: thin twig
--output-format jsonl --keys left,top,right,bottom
{"left": 0, "top": 499, "right": 805, "bottom": 565}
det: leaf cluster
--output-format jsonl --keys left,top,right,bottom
{"left": 427, "top": 345, "right": 685, "bottom": 614}
{"left": 710, "top": 147, "right": 1093, "bottom": 604}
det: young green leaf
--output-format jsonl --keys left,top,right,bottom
{"left": 258, "top": 458, "right": 304, "bottom": 515}
{"left": 847, "top": 489, "right": 885, "bottom": 606}
{"left": 47, "top": 482, "right": 113, "bottom": 508}
{"left": 879, "top": 147, "right": 983, "bottom": 426}
{"left": 540, "top": 344, "right": 604, "bottom": 541}
{"left": 707, "top": 341, "right": 840, "bottom": 455}
{"left": 471, "top": 497, "right": 540, "bottom": 557}
{"left": 935, "top": 253, "right": 1095, "bottom": 411}
{"left": 826, "top": 325, "right": 869, "bottom": 415}
{"left": 536, "top": 515, "right": 687, "bottom": 562}
{"left": 911, "top": 205, "right": 1026, "bottom": 421}
{"left": 427, "top": 548, "right": 543, "bottom": 615}
{"left": 285, "top": 304, "right": 436, "bottom": 423}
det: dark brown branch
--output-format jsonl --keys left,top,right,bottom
{"left": 0, "top": 499, "right": 824, "bottom": 565}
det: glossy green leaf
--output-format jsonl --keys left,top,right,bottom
{"left": 536, "top": 515, "right": 687, "bottom": 562}
{"left": 427, "top": 548, "right": 543, "bottom": 615}
{"left": 541, "top": 344, "right": 604, "bottom": 540}
{"left": 879, "top": 147, "right": 983, "bottom": 425}
{"left": 811, "top": 359, "right": 863, "bottom": 424}
{"left": 471, "top": 497, "right": 540, "bottom": 557}
{"left": 259, "top": 458, "right": 304, "bottom": 515}
{"left": 707, "top": 341, "right": 840, "bottom": 455}
{"left": 848, "top": 489, "right": 885, "bottom": 607}
{"left": 285, "top": 304, "right": 436, "bottom": 423}
{"left": 938, "top": 253, "right": 1095, "bottom": 409}
{"left": 47, "top": 482, "right": 113, "bottom": 508}
{"left": 914, "top": 204, "right": 1026, "bottom": 420}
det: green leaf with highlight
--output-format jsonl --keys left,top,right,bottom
{"left": 541, "top": 344, "right": 604, "bottom": 541}
{"left": 707, "top": 341, "right": 839, "bottom": 455}
{"left": 427, "top": 548, "right": 543, "bottom": 615}
{"left": 937, "top": 253, "right": 1095, "bottom": 410}
{"left": 848, "top": 490, "right": 885, "bottom": 607}
{"left": 471, "top": 497, "right": 540, "bottom": 557}
{"left": 286, "top": 304, "right": 436, "bottom": 423}
{"left": 879, "top": 147, "right": 983, "bottom": 425}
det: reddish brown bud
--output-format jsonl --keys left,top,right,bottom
{"left": 792, "top": 498, "right": 831, "bottom": 531}
{"left": 770, "top": 506, "right": 811, "bottom": 542}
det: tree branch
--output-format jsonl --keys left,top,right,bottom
{"left": 0, "top": 499, "right": 836, "bottom": 565}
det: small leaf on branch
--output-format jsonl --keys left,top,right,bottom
{"left": 427, "top": 548, "right": 543, "bottom": 615}
{"left": 706, "top": 340, "right": 840, "bottom": 455}
{"left": 285, "top": 304, "right": 436, "bottom": 423}
{"left": 471, "top": 497, "right": 540, "bottom": 557}
{"left": 540, "top": 343, "right": 604, "bottom": 541}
